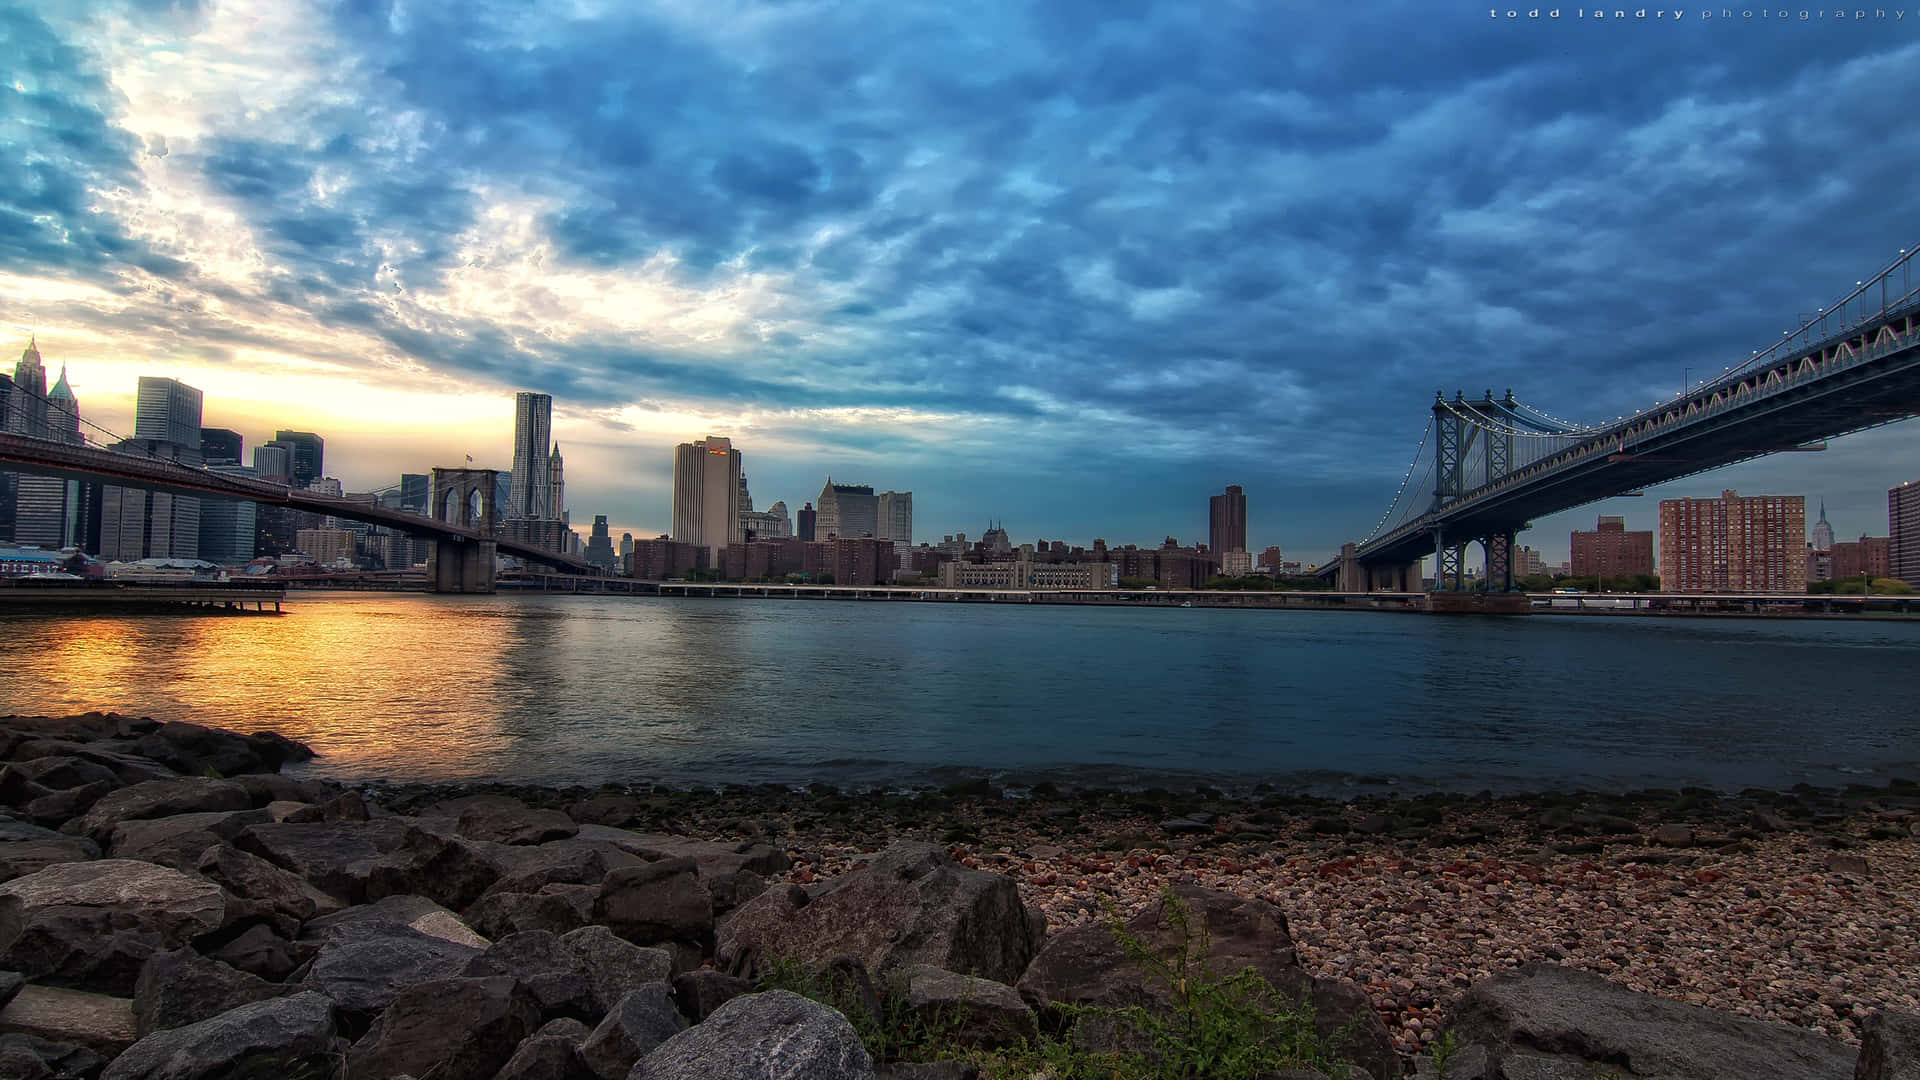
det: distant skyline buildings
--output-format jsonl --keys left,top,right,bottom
{"left": 816, "top": 480, "right": 878, "bottom": 540}
{"left": 272, "top": 431, "right": 324, "bottom": 491}
{"left": 1209, "top": 485, "right": 1246, "bottom": 564}
{"left": 134, "top": 377, "right": 203, "bottom": 448}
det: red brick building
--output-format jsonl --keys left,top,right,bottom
{"left": 1657, "top": 491, "right": 1805, "bottom": 593}
{"left": 1829, "top": 536, "right": 1890, "bottom": 581}
{"left": 1570, "top": 515, "right": 1655, "bottom": 579}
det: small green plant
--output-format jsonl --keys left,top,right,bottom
{"left": 1428, "top": 1029, "right": 1459, "bottom": 1076}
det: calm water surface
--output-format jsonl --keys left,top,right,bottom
{"left": 1, "top": 593, "right": 1916, "bottom": 795}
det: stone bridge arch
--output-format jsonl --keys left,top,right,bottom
{"left": 426, "top": 467, "right": 501, "bottom": 593}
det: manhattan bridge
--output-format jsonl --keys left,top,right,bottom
{"left": 1324, "top": 243, "right": 1920, "bottom": 595}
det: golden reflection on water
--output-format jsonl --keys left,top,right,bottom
{"left": 0, "top": 595, "right": 530, "bottom": 781}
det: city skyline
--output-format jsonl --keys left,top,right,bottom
{"left": 5, "top": 4, "right": 1919, "bottom": 558}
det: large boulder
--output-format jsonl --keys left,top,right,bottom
{"left": 100, "top": 991, "right": 340, "bottom": 1080}
{"left": 1857, "top": 1010, "right": 1920, "bottom": 1080}
{"left": 106, "top": 809, "right": 269, "bottom": 864}
{"left": 579, "top": 984, "right": 688, "bottom": 1080}
{"left": 0, "top": 984, "right": 137, "bottom": 1057}
{"left": 196, "top": 842, "right": 345, "bottom": 922}
{"left": 462, "top": 930, "right": 595, "bottom": 1020}
{"left": 65, "top": 779, "right": 253, "bottom": 844}
{"left": 300, "top": 893, "right": 488, "bottom": 949}
{"left": 466, "top": 887, "right": 594, "bottom": 939}
{"left": 631, "top": 989, "right": 874, "bottom": 1080}
{"left": 237, "top": 819, "right": 501, "bottom": 908}
{"left": 903, "top": 965, "right": 1035, "bottom": 1051}
{"left": 126, "top": 720, "right": 309, "bottom": 777}
{"left": 450, "top": 796, "right": 580, "bottom": 846}
{"left": 0, "top": 833, "right": 99, "bottom": 884}
{"left": 594, "top": 857, "right": 713, "bottom": 969}
{"left": 131, "top": 947, "right": 289, "bottom": 1037}
{"left": 716, "top": 841, "right": 1039, "bottom": 985}
{"left": 0, "top": 860, "right": 228, "bottom": 995}
{"left": 497, "top": 1017, "right": 596, "bottom": 1080}
{"left": 346, "top": 975, "right": 541, "bottom": 1080}
{"left": 0, "top": 1031, "right": 107, "bottom": 1079}
{"left": 558, "top": 925, "right": 675, "bottom": 1016}
{"left": 301, "top": 920, "right": 484, "bottom": 1020}
{"left": 1016, "top": 885, "right": 1396, "bottom": 1080}
{"left": 1446, "top": 963, "right": 1857, "bottom": 1080}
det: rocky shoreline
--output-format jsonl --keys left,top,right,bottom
{"left": 1, "top": 711, "right": 1917, "bottom": 1078}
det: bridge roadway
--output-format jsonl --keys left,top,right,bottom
{"left": 0, "top": 431, "right": 595, "bottom": 573}
{"left": 1344, "top": 293, "right": 1920, "bottom": 570}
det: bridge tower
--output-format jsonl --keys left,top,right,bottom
{"left": 1431, "top": 390, "right": 1522, "bottom": 592}
{"left": 426, "top": 467, "right": 501, "bottom": 594}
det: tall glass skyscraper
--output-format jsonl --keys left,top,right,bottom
{"left": 509, "top": 392, "right": 553, "bottom": 519}
{"left": 272, "top": 431, "right": 325, "bottom": 490}
{"left": 135, "top": 377, "right": 204, "bottom": 447}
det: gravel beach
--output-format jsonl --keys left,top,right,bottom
{"left": 368, "top": 777, "right": 1920, "bottom": 1065}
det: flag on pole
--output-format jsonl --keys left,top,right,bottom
{"left": 465, "top": 454, "right": 473, "bottom": 464}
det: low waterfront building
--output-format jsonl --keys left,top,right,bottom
{"left": 937, "top": 560, "right": 1118, "bottom": 590}
{"left": 1657, "top": 491, "right": 1805, "bottom": 593}
{"left": 1829, "top": 535, "right": 1890, "bottom": 582}
{"left": 0, "top": 545, "right": 65, "bottom": 577}
{"left": 1570, "top": 515, "right": 1654, "bottom": 579}
{"left": 294, "top": 528, "right": 357, "bottom": 567}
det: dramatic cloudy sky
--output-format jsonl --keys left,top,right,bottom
{"left": 6, "top": 0, "right": 1920, "bottom": 562}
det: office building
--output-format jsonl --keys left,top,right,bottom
{"left": 1570, "top": 515, "right": 1655, "bottom": 579}
{"left": 99, "top": 439, "right": 202, "bottom": 560}
{"left": 877, "top": 491, "right": 913, "bottom": 546}
{"left": 8, "top": 338, "right": 48, "bottom": 437}
{"left": 830, "top": 536, "right": 894, "bottom": 586}
{"left": 1209, "top": 484, "right": 1247, "bottom": 564}
{"left": 671, "top": 435, "right": 742, "bottom": 564}
{"left": 254, "top": 442, "right": 293, "bottom": 481}
{"left": 797, "top": 502, "right": 816, "bottom": 541}
{"left": 1891, "top": 481, "right": 1920, "bottom": 587}
{"left": 199, "top": 464, "right": 260, "bottom": 563}
{"left": 1516, "top": 545, "right": 1549, "bottom": 579}
{"left": 585, "top": 515, "right": 616, "bottom": 571}
{"left": 400, "top": 473, "right": 431, "bottom": 515}
{"left": 938, "top": 560, "right": 1118, "bottom": 589}
{"left": 1811, "top": 502, "right": 1835, "bottom": 553}
{"left": 1829, "top": 536, "right": 1890, "bottom": 582}
{"left": 200, "top": 428, "right": 243, "bottom": 464}
{"left": 15, "top": 361, "right": 94, "bottom": 550}
{"left": 508, "top": 393, "right": 553, "bottom": 519}
{"left": 273, "top": 431, "right": 325, "bottom": 490}
{"left": 1657, "top": 491, "right": 1805, "bottom": 593}
{"left": 135, "top": 377, "right": 203, "bottom": 446}
{"left": 295, "top": 528, "right": 357, "bottom": 567}
{"left": 546, "top": 443, "right": 566, "bottom": 523}
{"left": 619, "top": 532, "right": 634, "bottom": 558}
{"left": 815, "top": 479, "right": 878, "bottom": 539}
{"left": 1220, "top": 550, "right": 1254, "bottom": 577}
{"left": 741, "top": 500, "right": 793, "bottom": 540}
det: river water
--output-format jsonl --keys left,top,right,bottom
{"left": 1, "top": 593, "right": 1915, "bottom": 795}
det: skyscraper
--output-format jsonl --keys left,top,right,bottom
{"left": 199, "top": 463, "right": 259, "bottom": 563}
{"left": 135, "top": 377, "right": 204, "bottom": 447}
{"left": 272, "top": 431, "right": 325, "bottom": 490}
{"left": 816, "top": 479, "right": 878, "bottom": 539}
{"left": 797, "top": 502, "right": 816, "bottom": 542}
{"left": 200, "top": 428, "right": 244, "bottom": 464}
{"left": 1209, "top": 484, "right": 1247, "bottom": 564}
{"left": 254, "top": 442, "right": 294, "bottom": 482}
{"left": 585, "top": 515, "right": 615, "bottom": 571}
{"left": 8, "top": 338, "right": 48, "bottom": 437}
{"left": 671, "top": 435, "right": 742, "bottom": 563}
{"left": 508, "top": 392, "right": 553, "bottom": 519}
{"left": 1657, "top": 491, "right": 1805, "bottom": 593}
{"left": 100, "top": 440, "right": 202, "bottom": 560}
{"left": 1811, "top": 501, "right": 1835, "bottom": 553}
{"left": 877, "top": 491, "right": 913, "bottom": 546}
{"left": 400, "top": 473, "right": 431, "bottom": 515}
{"left": 1891, "top": 480, "right": 1920, "bottom": 588}
{"left": 547, "top": 443, "right": 566, "bottom": 523}
{"left": 15, "top": 363, "right": 93, "bottom": 550}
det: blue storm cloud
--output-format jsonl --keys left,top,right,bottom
{"left": 8, "top": 0, "right": 1920, "bottom": 555}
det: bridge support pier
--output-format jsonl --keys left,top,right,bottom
{"left": 1432, "top": 527, "right": 1465, "bottom": 591}
{"left": 426, "top": 539, "right": 497, "bottom": 594}
{"left": 1483, "top": 531, "right": 1516, "bottom": 592}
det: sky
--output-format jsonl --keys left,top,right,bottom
{"left": 5, "top": 0, "right": 1920, "bottom": 565}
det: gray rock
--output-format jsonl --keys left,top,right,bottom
{"left": 496, "top": 1026, "right": 595, "bottom": 1080}
{"left": 301, "top": 893, "right": 485, "bottom": 947}
{"left": 0, "top": 859, "right": 229, "bottom": 994}
{"left": 0, "top": 970, "right": 20, "bottom": 1008}
{"left": 0, "top": 983, "right": 138, "bottom": 1056}
{"left": 558, "top": 925, "right": 674, "bottom": 1016}
{"left": 303, "top": 920, "right": 484, "bottom": 1018}
{"left": 1827, "top": 853, "right": 1870, "bottom": 877}
{"left": 64, "top": 779, "right": 253, "bottom": 844}
{"left": 463, "top": 930, "right": 595, "bottom": 1020}
{"left": 672, "top": 969, "right": 752, "bottom": 1022}
{"left": 209, "top": 923, "right": 300, "bottom": 982}
{"left": 127, "top": 720, "right": 309, "bottom": 778}
{"left": 21, "top": 781, "right": 117, "bottom": 828}
{"left": 346, "top": 975, "right": 540, "bottom": 1080}
{"left": 580, "top": 984, "right": 687, "bottom": 1080}
{"left": 1651, "top": 824, "right": 1694, "bottom": 848}
{"left": 8, "top": 756, "right": 119, "bottom": 792}
{"left": 454, "top": 796, "right": 580, "bottom": 845}
{"left": 480, "top": 837, "right": 645, "bottom": 897}
{"left": 1447, "top": 963, "right": 1855, "bottom": 1080}
{"left": 196, "top": 842, "right": 344, "bottom": 922}
{"left": 631, "top": 989, "right": 874, "bottom": 1080}
{"left": 1858, "top": 1010, "right": 1920, "bottom": 1080}
{"left": 466, "top": 887, "right": 593, "bottom": 938}
{"left": 100, "top": 991, "right": 338, "bottom": 1080}
{"left": 716, "top": 841, "right": 1038, "bottom": 985}
{"left": 0, "top": 1031, "right": 106, "bottom": 1079}
{"left": 903, "top": 965, "right": 1036, "bottom": 1050}
{"left": 594, "top": 856, "right": 713, "bottom": 961}
{"left": 1016, "top": 884, "right": 1397, "bottom": 1080}
{"left": 234, "top": 819, "right": 420, "bottom": 903}
{"left": 132, "top": 947, "right": 289, "bottom": 1037}
{"left": 0, "top": 838, "right": 100, "bottom": 884}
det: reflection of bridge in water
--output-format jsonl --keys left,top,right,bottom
{"left": 1324, "top": 244, "right": 1920, "bottom": 607}
{"left": 0, "top": 434, "right": 595, "bottom": 593}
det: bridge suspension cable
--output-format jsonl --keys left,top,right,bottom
{"left": 1359, "top": 417, "right": 1433, "bottom": 543}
